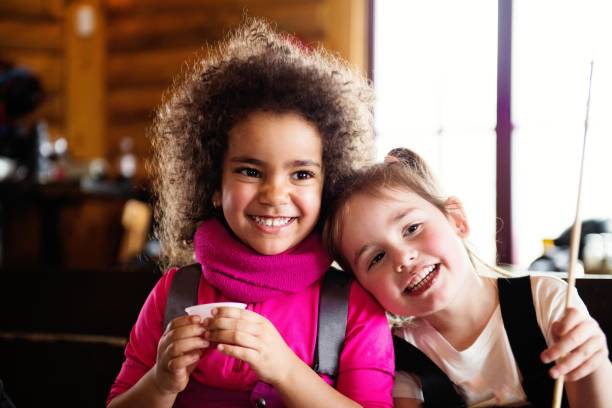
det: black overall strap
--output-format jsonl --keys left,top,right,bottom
{"left": 164, "top": 264, "right": 352, "bottom": 379}
{"left": 498, "top": 276, "right": 568, "bottom": 408}
{"left": 393, "top": 336, "right": 466, "bottom": 408}
{"left": 163, "top": 264, "right": 202, "bottom": 329}
{"left": 313, "top": 267, "right": 352, "bottom": 378}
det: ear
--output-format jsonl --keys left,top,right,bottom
{"left": 212, "top": 191, "right": 222, "bottom": 209}
{"left": 444, "top": 196, "right": 469, "bottom": 238}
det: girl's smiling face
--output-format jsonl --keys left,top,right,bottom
{"left": 216, "top": 111, "right": 324, "bottom": 255}
{"left": 338, "top": 188, "right": 473, "bottom": 318}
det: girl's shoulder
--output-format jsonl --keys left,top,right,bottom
{"left": 347, "top": 278, "right": 387, "bottom": 315}
{"left": 528, "top": 273, "right": 567, "bottom": 290}
{"left": 342, "top": 280, "right": 395, "bottom": 375}
{"left": 494, "top": 273, "right": 568, "bottom": 302}
{"left": 500, "top": 273, "right": 588, "bottom": 345}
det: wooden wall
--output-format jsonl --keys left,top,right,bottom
{"left": 1, "top": 0, "right": 370, "bottom": 168}
{"left": 0, "top": 0, "right": 65, "bottom": 140}
{"left": 1, "top": 0, "right": 369, "bottom": 269}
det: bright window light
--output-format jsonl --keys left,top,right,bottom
{"left": 375, "top": 0, "right": 612, "bottom": 269}
{"left": 374, "top": 1, "right": 498, "bottom": 263}
{"left": 513, "top": 0, "right": 612, "bottom": 268}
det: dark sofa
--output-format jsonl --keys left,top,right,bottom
{"left": 0, "top": 267, "right": 160, "bottom": 407}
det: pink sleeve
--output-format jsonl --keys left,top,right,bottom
{"left": 336, "top": 281, "right": 394, "bottom": 407}
{"left": 106, "top": 268, "right": 176, "bottom": 405}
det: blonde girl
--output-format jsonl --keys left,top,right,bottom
{"left": 324, "top": 148, "right": 612, "bottom": 407}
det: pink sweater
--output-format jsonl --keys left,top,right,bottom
{"left": 108, "top": 268, "right": 394, "bottom": 407}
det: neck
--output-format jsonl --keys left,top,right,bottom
{"left": 424, "top": 272, "right": 498, "bottom": 351}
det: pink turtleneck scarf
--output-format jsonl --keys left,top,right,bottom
{"left": 194, "top": 218, "right": 331, "bottom": 303}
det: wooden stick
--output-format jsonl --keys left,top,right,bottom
{"left": 551, "top": 60, "right": 593, "bottom": 408}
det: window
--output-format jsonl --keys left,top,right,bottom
{"left": 374, "top": 0, "right": 612, "bottom": 268}
{"left": 513, "top": 0, "right": 612, "bottom": 267}
{"left": 374, "top": 1, "right": 498, "bottom": 262}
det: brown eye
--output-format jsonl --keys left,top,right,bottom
{"left": 292, "top": 170, "right": 314, "bottom": 180}
{"left": 403, "top": 223, "right": 421, "bottom": 237}
{"left": 368, "top": 252, "right": 385, "bottom": 270}
{"left": 238, "top": 167, "right": 261, "bottom": 178}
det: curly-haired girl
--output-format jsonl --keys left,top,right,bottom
{"left": 107, "top": 18, "right": 393, "bottom": 408}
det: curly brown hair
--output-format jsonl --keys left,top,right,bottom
{"left": 150, "top": 18, "right": 376, "bottom": 268}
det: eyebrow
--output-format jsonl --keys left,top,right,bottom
{"left": 353, "top": 244, "right": 373, "bottom": 267}
{"left": 352, "top": 209, "right": 415, "bottom": 266}
{"left": 229, "top": 156, "right": 321, "bottom": 168}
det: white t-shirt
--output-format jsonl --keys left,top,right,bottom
{"left": 392, "top": 276, "right": 589, "bottom": 407}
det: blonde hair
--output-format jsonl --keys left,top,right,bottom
{"left": 322, "top": 147, "right": 512, "bottom": 325}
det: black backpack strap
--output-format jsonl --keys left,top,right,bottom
{"left": 0, "top": 379, "right": 16, "bottom": 408}
{"left": 498, "top": 276, "right": 568, "bottom": 408}
{"left": 313, "top": 266, "right": 352, "bottom": 378}
{"left": 393, "top": 336, "right": 466, "bottom": 408}
{"left": 163, "top": 264, "right": 202, "bottom": 329}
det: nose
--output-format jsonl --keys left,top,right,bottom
{"left": 259, "top": 176, "right": 290, "bottom": 206}
{"left": 392, "top": 246, "right": 418, "bottom": 273}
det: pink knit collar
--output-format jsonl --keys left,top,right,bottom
{"left": 194, "top": 218, "right": 331, "bottom": 302}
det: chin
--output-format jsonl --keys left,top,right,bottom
{"left": 251, "top": 242, "right": 293, "bottom": 255}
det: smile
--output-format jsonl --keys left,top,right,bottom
{"left": 404, "top": 264, "right": 440, "bottom": 296}
{"left": 250, "top": 216, "right": 296, "bottom": 227}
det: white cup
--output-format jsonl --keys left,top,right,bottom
{"left": 185, "top": 302, "right": 247, "bottom": 319}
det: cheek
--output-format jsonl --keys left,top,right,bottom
{"left": 434, "top": 233, "right": 466, "bottom": 264}
{"left": 294, "top": 188, "right": 322, "bottom": 217}
{"left": 356, "top": 270, "right": 389, "bottom": 298}
{"left": 221, "top": 185, "right": 253, "bottom": 213}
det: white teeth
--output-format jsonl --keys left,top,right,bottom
{"left": 406, "top": 264, "right": 437, "bottom": 291}
{"left": 252, "top": 216, "right": 293, "bottom": 227}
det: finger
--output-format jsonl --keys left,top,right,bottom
{"left": 548, "top": 335, "right": 602, "bottom": 378}
{"left": 217, "top": 343, "right": 258, "bottom": 363}
{"left": 212, "top": 307, "right": 260, "bottom": 321}
{"left": 551, "top": 308, "right": 583, "bottom": 338}
{"left": 206, "top": 316, "right": 261, "bottom": 334}
{"left": 167, "top": 349, "right": 203, "bottom": 371}
{"left": 205, "top": 328, "right": 259, "bottom": 349}
{"left": 163, "top": 337, "right": 210, "bottom": 359}
{"left": 563, "top": 349, "right": 608, "bottom": 381}
{"left": 541, "top": 320, "right": 593, "bottom": 363}
{"left": 165, "top": 322, "right": 207, "bottom": 343}
{"left": 166, "top": 315, "right": 201, "bottom": 332}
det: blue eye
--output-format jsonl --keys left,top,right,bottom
{"left": 238, "top": 167, "right": 261, "bottom": 178}
{"left": 292, "top": 170, "right": 315, "bottom": 180}
{"left": 368, "top": 252, "right": 385, "bottom": 270}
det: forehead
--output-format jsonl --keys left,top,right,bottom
{"left": 227, "top": 111, "right": 322, "bottom": 156}
{"left": 346, "top": 187, "right": 424, "bottom": 214}
{"left": 340, "top": 188, "right": 429, "bottom": 237}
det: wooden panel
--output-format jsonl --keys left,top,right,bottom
{"left": 61, "top": 200, "right": 125, "bottom": 268}
{"left": 105, "top": 0, "right": 296, "bottom": 13}
{"left": 322, "top": 0, "right": 369, "bottom": 76}
{"left": 107, "top": 121, "right": 150, "bottom": 156}
{"left": 108, "top": 47, "right": 200, "bottom": 88}
{"left": 0, "top": 0, "right": 64, "bottom": 18}
{"left": 107, "top": 12, "right": 231, "bottom": 52}
{"left": 0, "top": 20, "right": 63, "bottom": 51}
{"left": 38, "top": 93, "right": 63, "bottom": 123}
{"left": 65, "top": 1, "right": 107, "bottom": 160}
{"left": 107, "top": 86, "right": 165, "bottom": 122}
{"left": 1, "top": 50, "right": 62, "bottom": 94}
{"left": 247, "top": 1, "right": 326, "bottom": 40}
